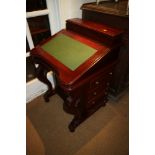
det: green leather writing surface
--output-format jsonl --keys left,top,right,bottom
{"left": 41, "top": 34, "right": 96, "bottom": 71}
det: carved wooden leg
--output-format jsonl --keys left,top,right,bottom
{"left": 68, "top": 98, "right": 86, "bottom": 132}
{"left": 69, "top": 117, "right": 81, "bottom": 132}
{"left": 36, "top": 64, "right": 55, "bottom": 102}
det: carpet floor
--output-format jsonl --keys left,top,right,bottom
{"left": 27, "top": 90, "right": 129, "bottom": 155}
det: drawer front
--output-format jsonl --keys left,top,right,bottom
{"left": 87, "top": 86, "right": 108, "bottom": 101}
{"left": 86, "top": 94, "right": 108, "bottom": 109}
{"left": 89, "top": 72, "right": 112, "bottom": 89}
{"left": 85, "top": 72, "right": 113, "bottom": 109}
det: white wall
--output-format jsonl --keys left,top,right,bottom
{"left": 58, "top": 0, "right": 96, "bottom": 28}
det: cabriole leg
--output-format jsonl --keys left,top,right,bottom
{"left": 35, "top": 64, "right": 55, "bottom": 102}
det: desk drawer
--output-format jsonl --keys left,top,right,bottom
{"left": 87, "top": 86, "right": 107, "bottom": 101}
{"left": 89, "top": 72, "right": 112, "bottom": 89}
{"left": 86, "top": 93, "right": 108, "bottom": 109}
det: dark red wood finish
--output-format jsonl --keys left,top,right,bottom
{"left": 66, "top": 18, "right": 123, "bottom": 47}
{"left": 31, "top": 29, "right": 110, "bottom": 85}
{"left": 31, "top": 17, "right": 122, "bottom": 132}
{"left": 67, "top": 18, "right": 123, "bottom": 37}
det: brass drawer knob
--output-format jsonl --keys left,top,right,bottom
{"left": 93, "top": 92, "right": 97, "bottom": 95}
{"left": 109, "top": 72, "right": 112, "bottom": 75}
{"left": 92, "top": 101, "right": 95, "bottom": 104}
{"left": 95, "top": 81, "right": 99, "bottom": 85}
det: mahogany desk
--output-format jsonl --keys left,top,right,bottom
{"left": 31, "top": 29, "right": 118, "bottom": 132}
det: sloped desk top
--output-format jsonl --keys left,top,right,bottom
{"left": 31, "top": 30, "right": 110, "bottom": 85}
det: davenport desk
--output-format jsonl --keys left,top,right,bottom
{"left": 31, "top": 26, "right": 122, "bottom": 132}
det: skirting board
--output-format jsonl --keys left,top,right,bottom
{"left": 26, "top": 71, "right": 55, "bottom": 103}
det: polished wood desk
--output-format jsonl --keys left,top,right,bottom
{"left": 31, "top": 19, "right": 123, "bottom": 132}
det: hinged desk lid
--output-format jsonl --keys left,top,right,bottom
{"left": 41, "top": 33, "right": 96, "bottom": 71}
{"left": 31, "top": 30, "right": 110, "bottom": 85}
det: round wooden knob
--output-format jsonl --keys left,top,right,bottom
{"left": 95, "top": 81, "right": 99, "bottom": 85}
{"left": 92, "top": 101, "right": 95, "bottom": 104}
{"left": 93, "top": 92, "right": 97, "bottom": 95}
{"left": 107, "top": 82, "right": 110, "bottom": 86}
{"left": 105, "top": 91, "right": 108, "bottom": 95}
